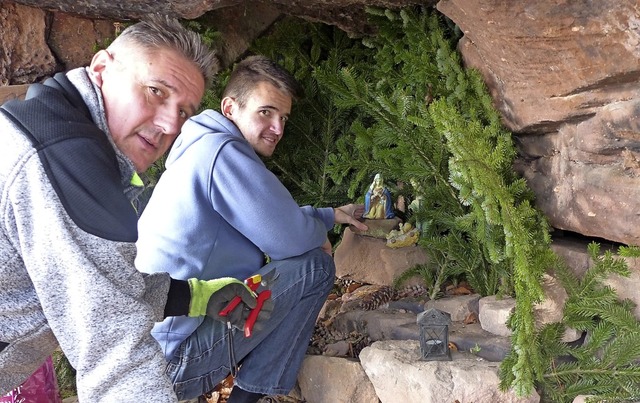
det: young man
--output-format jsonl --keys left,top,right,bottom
{"left": 0, "top": 17, "right": 258, "bottom": 402}
{"left": 136, "top": 55, "right": 368, "bottom": 402}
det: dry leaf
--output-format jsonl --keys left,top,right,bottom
{"left": 464, "top": 312, "right": 478, "bottom": 324}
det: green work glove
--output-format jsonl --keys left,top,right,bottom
{"left": 188, "top": 278, "right": 257, "bottom": 328}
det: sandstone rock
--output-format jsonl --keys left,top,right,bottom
{"left": 448, "top": 322, "right": 511, "bottom": 363}
{"left": 438, "top": 0, "right": 640, "bottom": 135}
{"left": 0, "top": 3, "right": 56, "bottom": 84}
{"left": 437, "top": 0, "right": 640, "bottom": 246}
{"left": 552, "top": 236, "right": 640, "bottom": 320}
{"left": 206, "top": 5, "right": 282, "bottom": 67}
{"left": 535, "top": 273, "right": 582, "bottom": 342}
{"left": 479, "top": 295, "right": 514, "bottom": 337}
{"left": 425, "top": 293, "right": 480, "bottom": 322}
{"left": 516, "top": 100, "right": 640, "bottom": 245}
{"left": 323, "top": 340, "right": 351, "bottom": 356}
{"left": 550, "top": 236, "right": 595, "bottom": 278}
{"left": 7, "top": 0, "right": 434, "bottom": 35}
{"left": 604, "top": 256, "right": 640, "bottom": 320}
{"left": 359, "top": 340, "right": 540, "bottom": 403}
{"left": 48, "top": 13, "right": 117, "bottom": 71}
{"left": 331, "top": 309, "right": 417, "bottom": 341}
{"left": 0, "top": 85, "right": 29, "bottom": 103}
{"left": 298, "top": 355, "right": 379, "bottom": 403}
{"left": 334, "top": 227, "right": 429, "bottom": 286}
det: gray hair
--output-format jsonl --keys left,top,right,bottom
{"left": 223, "top": 55, "right": 304, "bottom": 107}
{"left": 108, "top": 15, "right": 219, "bottom": 87}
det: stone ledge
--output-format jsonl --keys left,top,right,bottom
{"left": 0, "top": 85, "right": 29, "bottom": 103}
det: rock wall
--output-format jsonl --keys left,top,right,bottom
{"left": 438, "top": 0, "right": 640, "bottom": 246}
{"left": 2, "top": 0, "right": 640, "bottom": 247}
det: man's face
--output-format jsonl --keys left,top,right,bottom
{"left": 88, "top": 47, "right": 205, "bottom": 172}
{"left": 222, "top": 81, "right": 292, "bottom": 157}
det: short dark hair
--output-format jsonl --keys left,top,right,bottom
{"left": 222, "top": 55, "right": 304, "bottom": 107}
{"left": 108, "top": 15, "right": 219, "bottom": 87}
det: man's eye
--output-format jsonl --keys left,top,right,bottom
{"left": 149, "top": 86, "right": 162, "bottom": 96}
{"left": 281, "top": 116, "right": 288, "bottom": 122}
{"left": 179, "top": 109, "right": 188, "bottom": 119}
{"left": 260, "top": 110, "right": 270, "bottom": 116}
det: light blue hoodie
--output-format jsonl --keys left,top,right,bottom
{"left": 136, "top": 110, "right": 334, "bottom": 359}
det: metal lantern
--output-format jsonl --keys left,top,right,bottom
{"left": 417, "top": 307, "right": 452, "bottom": 361}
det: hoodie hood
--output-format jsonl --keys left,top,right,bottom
{"left": 167, "top": 110, "right": 245, "bottom": 167}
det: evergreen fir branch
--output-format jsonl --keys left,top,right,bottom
{"left": 618, "top": 245, "right": 640, "bottom": 258}
{"left": 602, "top": 332, "right": 640, "bottom": 367}
{"left": 539, "top": 242, "right": 640, "bottom": 402}
{"left": 427, "top": 26, "right": 554, "bottom": 394}
{"left": 538, "top": 323, "right": 572, "bottom": 358}
{"left": 545, "top": 364, "right": 640, "bottom": 389}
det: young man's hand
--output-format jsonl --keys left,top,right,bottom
{"left": 334, "top": 204, "right": 368, "bottom": 231}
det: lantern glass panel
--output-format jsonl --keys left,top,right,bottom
{"left": 417, "top": 308, "right": 452, "bottom": 361}
{"left": 419, "top": 324, "right": 451, "bottom": 361}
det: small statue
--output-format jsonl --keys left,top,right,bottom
{"left": 386, "top": 222, "right": 419, "bottom": 248}
{"left": 363, "top": 173, "right": 395, "bottom": 219}
{"left": 409, "top": 178, "right": 427, "bottom": 233}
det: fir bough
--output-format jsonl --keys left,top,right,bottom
{"left": 533, "top": 243, "right": 640, "bottom": 402}
{"left": 249, "top": 18, "right": 374, "bottom": 208}
{"left": 316, "top": 8, "right": 555, "bottom": 394}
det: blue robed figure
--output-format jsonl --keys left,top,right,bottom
{"left": 363, "top": 173, "right": 395, "bottom": 219}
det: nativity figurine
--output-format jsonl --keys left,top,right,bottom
{"left": 363, "top": 173, "right": 395, "bottom": 220}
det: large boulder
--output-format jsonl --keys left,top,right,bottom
{"left": 6, "top": 0, "right": 435, "bottom": 35}
{"left": 360, "top": 340, "right": 540, "bottom": 403}
{"left": 437, "top": 0, "right": 640, "bottom": 246}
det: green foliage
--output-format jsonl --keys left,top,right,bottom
{"left": 249, "top": 18, "right": 374, "bottom": 208}
{"left": 183, "top": 16, "right": 224, "bottom": 50}
{"left": 237, "top": 8, "right": 559, "bottom": 396}
{"left": 331, "top": 8, "right": 554, "bottom": 395}
{"left": 53, "top": 350, "right": 76, "bottom": 399}
{"left": 530, "top": 244, "right": 640, "bottom": 402}
{"left": 130, "top": 7, "right": 640, "bottom": 401}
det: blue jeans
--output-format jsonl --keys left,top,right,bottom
{"left": 167, "top": 249, "right": 335, "bottom": 400}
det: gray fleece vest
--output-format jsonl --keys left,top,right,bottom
{"left": 0, "top": 73, "right": 138, "bottom": 242}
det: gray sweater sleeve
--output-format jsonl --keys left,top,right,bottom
{"left": 2, "top": 146, "right": 178, "bottom": 401}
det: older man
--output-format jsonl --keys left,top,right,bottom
{"left": 0, "top": 17, "right": 256, "bottom": 402}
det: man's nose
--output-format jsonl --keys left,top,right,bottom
{"left": 271, "top": 119, "right": 284, "bottom": 135}
{"left": 155, "top": 107, "right": 181, "bottom": 136}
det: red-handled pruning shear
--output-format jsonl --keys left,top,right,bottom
{"left": 219, "top": 269, "right": 278, "bottom": 377}
{"left": 218, "top": 269, "right": 278, "bottom": 337}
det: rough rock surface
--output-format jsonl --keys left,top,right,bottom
{"left": 297, "top": 355, "right": 379, "bottom": 403}
{"left": 6, "top": 0, "right": 436, "bottom": 35}
{"left": 359, "top": 340, "right": 540, "bottom": 403}
{"left": 334, "top": 227, "right": 429, "bottom": 286}
{"left": 48, "top": 14, "right": 116, "bottom": 71}
{"left": 437, "top": 0, "right": 640, "bottom": 245}
{"left": 0, "top": 3, "right": 56, "bottom": 85}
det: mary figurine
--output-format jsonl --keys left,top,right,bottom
{"left": 363, "top": 173, "right": 395, "bottom": 219}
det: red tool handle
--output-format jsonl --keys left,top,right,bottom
{"left": 218, "top": 275, "right": 261, "bottom": 317}
{"left": 218, "top": 296, "right": 242, "bottom": 317}
{"left": 244, "top": 289, "right": 272, "bottom": 338}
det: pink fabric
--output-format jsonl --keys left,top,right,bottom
{"left": 0, "top": 357, "right": 62, "bottom": 403}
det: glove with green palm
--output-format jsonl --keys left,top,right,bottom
{"left": 188, "top": 277, "right": 257, "bottom": 329}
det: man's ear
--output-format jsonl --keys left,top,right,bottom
{"left": 87, "top": 49, "right": 111, "bottom": 87}
{"left": 221, "top": 97, "right": 235, "bottom": 119}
